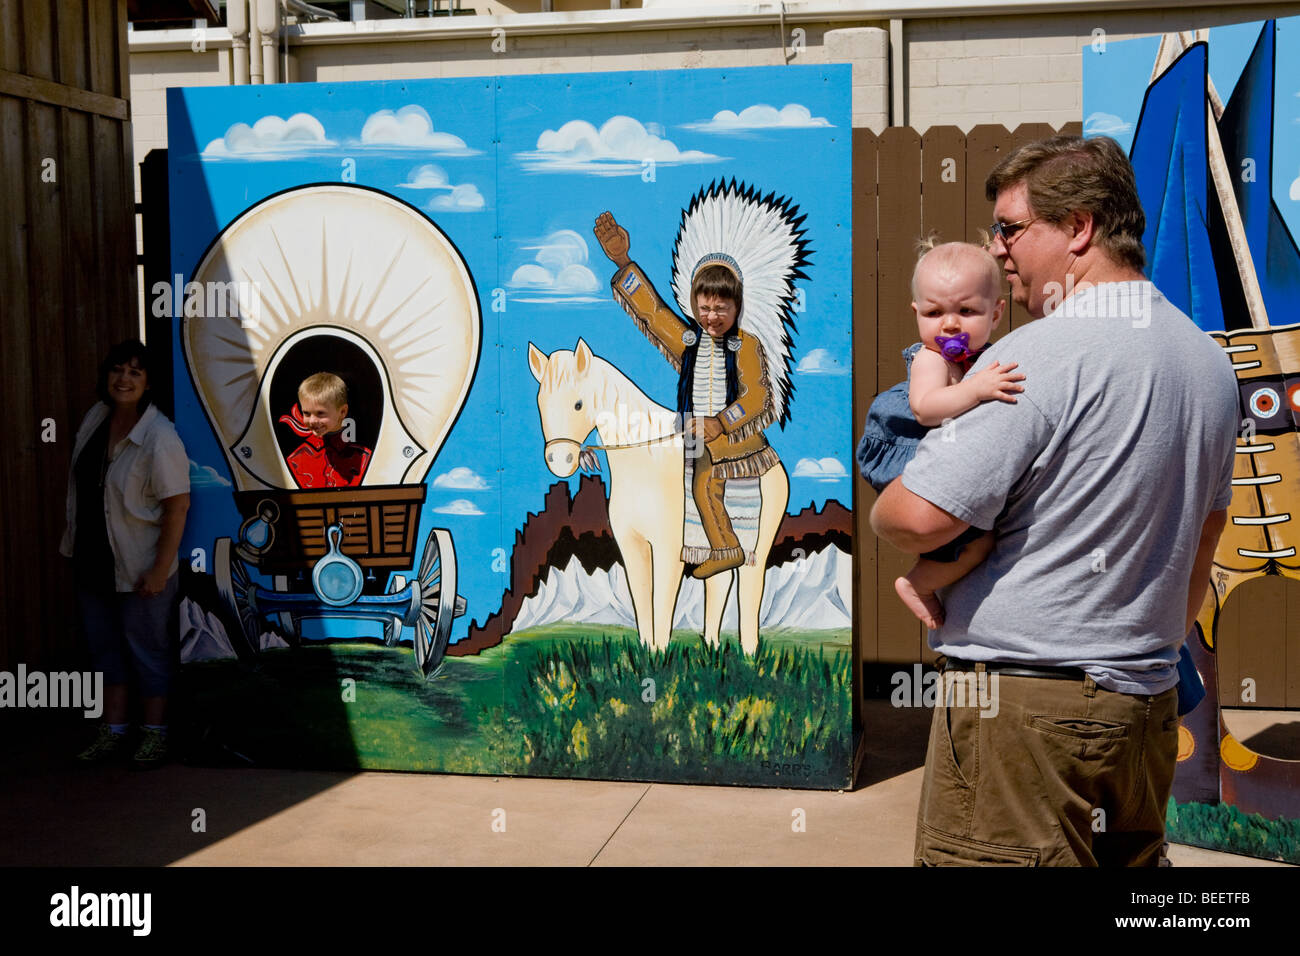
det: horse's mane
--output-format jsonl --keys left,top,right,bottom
{"left": 541, "top": 350, "right": 676, "bottom": 446}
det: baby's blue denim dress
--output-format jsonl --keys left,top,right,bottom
{"left": 857, "top": 342, "right": 984, "bottom": 563}
{"left": 856, "top": 343, "right": 928, "bottom": 494}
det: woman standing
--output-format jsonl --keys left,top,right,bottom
{"left": 60, "top": 340, "right": 190, "bottom": 769}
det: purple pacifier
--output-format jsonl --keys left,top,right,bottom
{"left": 935, "top": 332, "right": 973, "bottom": 362}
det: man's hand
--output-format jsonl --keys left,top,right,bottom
{"left": 966, "top": 361, "right": 1025, "bottom": 404}
{"left": 688, "top": 416, "right": 724, "bottom": 442}
{"left": 594, "top": 212, "right": 631, "bottom": 267}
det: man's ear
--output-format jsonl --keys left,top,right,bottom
{"left": 1066, "top": 209, "right": 1094, "bottom": 255}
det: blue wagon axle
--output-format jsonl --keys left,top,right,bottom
{"left": 213, "top": 525, "right": 465, "bottom": 679}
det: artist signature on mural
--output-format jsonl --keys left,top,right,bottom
{"left": 759, "top": 758, "right": 828, "bottom": 779}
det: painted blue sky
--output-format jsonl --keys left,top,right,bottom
{"left": 1083, "top": 16, "right": 1300, "bottom": 242}
{"left": 166, "top": 65, "right": 852, "bottom": 645}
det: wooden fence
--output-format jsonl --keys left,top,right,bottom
{"left": 0, "top": 0, "right": 137, "bottom": 671}
{"left": 852, "top": 122, "right": 1082, "bottom": 682}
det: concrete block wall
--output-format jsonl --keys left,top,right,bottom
{"left": 903, "top": 2, "right": 1300, "bottom": 132}
{"left": 290, "top": 22, "right": 888, "bottom": 127}
{"left": 125, "top": 2, "right": 1300, "bottom": 207}
{"left": 129, "top": 49, "right": 227, "bottom": 191}
{"left": 127, "top": 19, "right": 890, "bottom": 201}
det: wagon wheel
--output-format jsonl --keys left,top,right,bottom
{"left": 214, "top": 537, "right": 259, "bottom": 655}
{"left": 413, "top": 529, "right": 458, "bottom": 679}
{"left": 383, "top": 575, "right": 407, "bottom": 647}
{"left": 273, "top": 576, "right": 298, "bottom": 644}
{"left": 271, "top": 614, "right": 301, "bottom": 643}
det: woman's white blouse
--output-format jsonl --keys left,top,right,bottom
{"left": 60, "top": 403, "right": 190, "bottom": 592}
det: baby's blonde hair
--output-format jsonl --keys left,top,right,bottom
{"left": 910, "top": 237, "right": 1002, "bottom": 302}
{"left": 299, "top": 372, "right": 348, "bottom": 410}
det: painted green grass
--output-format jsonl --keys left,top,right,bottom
{"left": 510, "top": 622, "right": 851, "bottom": 651}
{"left": 491, "top": 627, "right": 853, "bottom": 786}
{"left": 181, "top": 643, "right": 504, "bottom": 773}
{"left": 180, "top": 624, "right": 854, "bottom": 786}
{"left": 1166, "top": 798, "right": 1300, "bottom": 863}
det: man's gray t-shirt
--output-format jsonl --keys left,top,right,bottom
{"left": 901, "top": 282, "right": 1238, "bottom": 694}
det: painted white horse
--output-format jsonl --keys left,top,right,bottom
{"left": 528, "top": 339, "right": 789, "bottom": 654}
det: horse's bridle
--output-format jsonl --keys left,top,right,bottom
{"left": 544, "top": 430, "right": 688, "bottom": 474}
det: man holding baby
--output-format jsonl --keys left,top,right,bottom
{"left": 872, "top": 135, "right": 1239, "bottom": 866}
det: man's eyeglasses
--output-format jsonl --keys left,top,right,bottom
{"left": 989, "top": 217, "right": 1039, "bottom": 246}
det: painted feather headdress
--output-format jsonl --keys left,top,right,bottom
{"left": 670, "top": 180, "right": 811, "bottom": 427}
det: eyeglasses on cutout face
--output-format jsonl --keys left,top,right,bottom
{"left": 697, "top": 304, "right": 736, "bottom": 318}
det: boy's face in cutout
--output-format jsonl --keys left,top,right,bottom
{"left": 694, "top": 293, "right": 739, "bottom": 339}
{"left": 911, "top": 255, "right": 1004, "bottom": 357}
{"left": 300, "top": 395, "right": 347, "bottom": 437}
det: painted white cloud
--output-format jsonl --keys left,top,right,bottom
{"left": 433, "top": 499, "right": 484, "bottom": 516}
{"left": 398, "top": 164, "right": 451, "bottom": 188}
{"left": 433, "top": 466, "right": 488, "bottom": 490}
{"left": 793, "top": 457, "right": 848, "bottom": 481}
{"left": 429, "top": 183, "right": 485, "bottom": 212}
{"left": 796, "top": 348, "right": 848, "bottom": 375}
{"left": 398, "top": 164, "right": 485, "bottom": 213}
{"left": 1083, "top": 112, "right": 1132, "bottom": 137}
{"left": 516, "top": 115, "right": 722, "bottom": 175}
{"left": 1290, "top": 170, "right": 1300, "bottom": 201}
{"left": 682, "top": 103, "right": 832, "bottom": 132}
{"left": 188, "top": 460, "right": 231, "bottom": 487}
{"left": 200, "top": 107, "right": 482, "bottom": 160}
{"left": 361, "top": 105, "right": 478, "bottom": 155}
{"left": 507, "top": 229, "right": 601, "bottom": 300}
{"left": 202, "top": 113, "right": 335, "bottom": 158}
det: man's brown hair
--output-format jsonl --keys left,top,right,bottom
{"left": 985, "top": 135, "right": 1146, "bottom": 272}
{"left": 691, "top": 264, "right": 743, "bottom": 315}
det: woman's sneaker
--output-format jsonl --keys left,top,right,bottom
{"left": 130, "top": 728, "right": 169, "bottom": 771}
{"left": 76, "top": 724, "right": 128, "bottom": 764}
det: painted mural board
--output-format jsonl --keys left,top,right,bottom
{"left": 1086, "top": 18, "right": 1300, "bottom": 862}
{"left": 165, "top": 65, "right": 856, "bottom": 788}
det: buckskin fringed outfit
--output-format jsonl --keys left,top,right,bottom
{"left": 598, "top": 180, "right": 810, "bottom": 576}
{"left": 610, "top": 260, "right": 778, "bottom": 571}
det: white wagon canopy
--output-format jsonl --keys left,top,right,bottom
{"left": 184, "top": 184, "right": 481, "bottom": 492}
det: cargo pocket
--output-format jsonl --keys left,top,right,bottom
{"left": 916, "top": 824, "right": 1040, "bottom": 866}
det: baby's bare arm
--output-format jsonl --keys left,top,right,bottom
{"left": 909, "top": 349, "right": 1024, "bottom": 427}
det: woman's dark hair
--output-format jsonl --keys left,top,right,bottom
{"left": 96, "top": 339, "right": 154, "bottom": 412}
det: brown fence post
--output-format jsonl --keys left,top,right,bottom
{"left": 0, "top": 0, "right": 138, "bottom": 672}
{"left": 852, "top": 128, "right": 880, "bottom": 691}
{"left": 874, "top": 126, "right": 926, "bottom": 667}
{"left": 920, "top": 126, "right": 967, "bottom": 248}
{"left": 858, "top": 122, "right": 1081, "bottom": 670}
